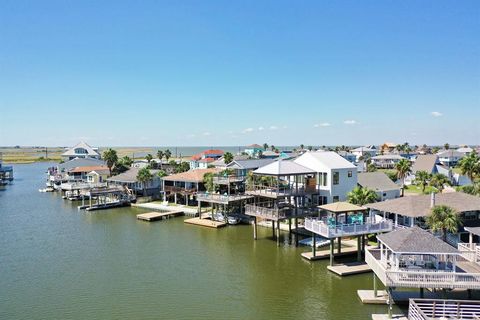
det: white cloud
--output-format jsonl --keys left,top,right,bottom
{"left": 258, "top": 126, "right": 264, "bottom": 131}
{"left": 314, "top": 122, "right": 331, "bottom": 128}
{"left": 242, "top": 128, "right": 254, "bottom": 134}
{"left": 203, "top": 132, "right": 211, "bottom": 136}
{"left": 431, "top": 111, "right": 443, "bottom": 117}
{"left": 343, "top": 120, "right": 357, "bottom": 125}
{"left": 269, "top": 125, "right": 278, "bottom": 130}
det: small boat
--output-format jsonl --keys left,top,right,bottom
{"left": 39, "top": 186, "right": 55, "bottom": 192}
{"left": 227, "top": 215, "right": 241, "bottom": 225}
{"left": 299, "top": 237, "right": 330, "bottom": 248}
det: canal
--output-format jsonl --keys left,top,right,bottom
{"left": 0, "top": 163, "right": 400, "bottom": 319}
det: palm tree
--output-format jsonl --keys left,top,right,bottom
{"left": 164, "top": 149, "right": 172, "bottom": 162}
{"left": 270, "top": 145, "right": 275, "bottom": 151}
{"left": 300, "top": 144, "right": 304, "bottom": 150}
{"left": 414, "top": 170, "right": 431, "bottom": 193}
{"left": 203, "top": 172, "right": 215, "bottom": 192}
{"left": 263, "top": 143, "right": 268, "bottom": 150}
{"left": 157, "top": 150, "right": 164, "bottom": 163}
{"left": 444, "top": 143, "right": 450, "bottom": 150}
{"left": 426, "top": 205, "right": 462, "bottom": 241}
{"left": 429, "top": 173, "right": 451, "bottom": 192}
{"left": 347, "top": 186, "right": 378, "bottom": 206}
{"left": 102, "top": 148, "right": 118, "bottom": 176}
{"left": 157, "top": 170, "right": 167, "bottom": 178}
{"left": 458, "top": 150, "right": 480, "bottom": 183}
{"left": 307, "top": 146, "right": 313, "bottom": 151}
{"left": 223, "top": 152, "right": 234, "bottom": 165}
{"left": 120, "top": 155, "right": 133, "bottom": 167}
{"left": 145, "top": 153, "right": 153, "bottom": 165}
{"left": 367, "top": 163, "right": 377, "bottom": 172}
{"left": 136, "top": 167, "right": 153, "bottom": 196}
{"left": 395, "top": 158, "right": 412, "bottom": 196}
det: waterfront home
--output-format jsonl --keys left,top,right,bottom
{"left": 86, "top": 168, "right": 110, "bottom": 184}
{"left": 162, "top": 168, "right": 220, "bottom": 205}
{"left": 437, "top": 150, "right": 465, "bottom": 167}
{"left": 65, "top": 165, "right": 109, "bottom": 184}
{"left": 351, "top": 146, "right": 377, "bottom": 161}
{"left": 336, "top": 150, "right": 357, "bottom": 164}
{"left": 47, "top": 157, "right": 106, "bottom": 188}
{"left": 245, "top": 159, "right": 318, "bottom": 245}
{"left": 405, "top": 154, "right": 452, "bottom": 185}
{"left": 61, "top": 141, "right": 101, "bottom": 161}
{"left": 371, "top": 154, "right": 406, "bottom": 169}
{"left": 305, "top": 202, "right": 393, "bottom": 264}
{"left": 244, "top": 144, "right": 264, "bottom": 158}
{"left": 457, "top": 146, "right": 474, "bottom": 155}
{"left": 261, "top": 150, "right": 280, "bottom": 159}
{"left": 189, "top": 149, "right": 224, "bottom": 170}
{"left": 107, "top": 167, "right": 161, "bottom": 196}
{"left": 210, "top": 155, "right": 250, "bottom": 169}
{"left": 380, "top": 142, "right": 397, "bottom": 154}
{"left": 132, "top": 160, "right": 149, "bottom": 168}
{"left": 458, "top": 227, "right": 480, "bottom": 264}
{"left": 365, "top": 227, "right": 480, "bottom": 308}
{"left": 357, "top": 172, "right": 401, "bottom": 201}
{"left": 366, "top": 192, "right": 480, "bottom": 240}
{"left": 226, "top": 158, "right": 276, "bottom": 178}
{"left": 294, "top": 151, "right": 357, "bottom": 204}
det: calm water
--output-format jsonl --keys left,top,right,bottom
{"left": 0, "top": 163, "right": 399, "bottom": 320}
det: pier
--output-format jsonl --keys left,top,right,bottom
{"left": 184, "top": 217, "right": 227, "bottom": 228}
{"left": 137, "top": 210, "right": 183, "bottom": 221}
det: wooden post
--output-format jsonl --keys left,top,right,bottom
{"left": 272, "top": 220, "right": 275, "bottom": 239}
{"left": 373, "top": 274, "right": 377, "bottom": 297}
{"left": 294, "top": 197, "right": 299, "bottom": 247}
{"left": 312, "top": 232, "right": 316, "bottom": 257}
{"left": 362, "top": 234, "right": 366, "bottom": 254}
{"left": 288, "top": 218, "right": 291, "bottom": 234}
{"left": 337, "top": 237, "right": 341, "bottom": 254}
{"left": 420, "top": 288, "right": 424, "bottom": 298}
{"left": 357, "top": 236, "right": 362, "bottom": 262}
{"left": 198, "top": 201, "right": 201, "bottom": 218}
{"left": 387, "top": 287, "right": 393, "bottom": 319}
{"left": 276, "top": 220, "right": 280, "bottom": 246}
{"left": 89, "top": 195, "right": 92, "bottom": 208}
{"left": 330, "top": 239, "right": 334, "bottom": 266}
{"left": 253, "top": 217, "right": 257, "bottom": 240}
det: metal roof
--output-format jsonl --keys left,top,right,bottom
{"left": 253, "top": 159, "right": 315, "bottom": 176}
{"left": 227, "top": 158, "right": 276, "bottom": 170}
{"left": 358, "top": 172, "right": 400, "bottom": 192}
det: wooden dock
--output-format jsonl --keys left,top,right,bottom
{"left": 184, "top": 217, "right": 227, "bottom": 228}
{"left": 136, "top": 210, "right": 183, "bottom": 222}
{"left": 327, "top": 262, "right": 372, "bottom": 276}
{"left": 301, "top": 245, "right": 359, "bottom": 261}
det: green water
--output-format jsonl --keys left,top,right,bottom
{"left": 0, "top": 163, "right": 399, "bottom": 319}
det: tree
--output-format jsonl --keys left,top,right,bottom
{"left": 429, "top": 173, "right": 451, "bottom": 192}
{"left": 458, "top": 150, "right": 480, "bottom": 183}
{"left": 175, "top": 162, "right": 190, "bottom": 173}
{"left": 157, "top": 170, "right": 167, "bottom": 178}
{"left": 223, "top": 152, "right": 234, "bottom": 165}
{"left": 395, "top": 158, "right": 412, "bottom": 196}
{"left": 102, "top": 148, "right": 118, "bottom": 176}
{"left": 426, "top": 205, "right": 462, "bottom": 241}
{"left": 460, "top": 182, "right": 480, "bottom": 196}
{"left": 120, "top": 155, "right": 133, "bottom": 167}
{"left": 203, "top": 172, "right": 215, "bottom": 192}
{"left": 270, "top": 145, "right": 275, "bottom": 151}
{"left": 347, "top": 186, "right": 378, "bottom": 206}
{"left": 145, "top": 153, "right": 153, "bottom": 164}
{"left": 444, "top": 143, "right": 450, "bottom": 150}
{"left": 414, "top": 170, "right": 431, "bottom": 193}
{"left": 164, "top": 149, "right": 172, "bottom": 162}
{"left": 307, "top": 146, "right": 313, "bottom": 151}
{"left": 432, "top": 146, "right": 440, "bottom": 154}
{"left": 157, "top": 150, "right": 164, "bottom": 163}
{"left": 263, "top": 143, "right": 268, "bottom": 150}
{"left": 367, "top": 163, "right": 377, "bottom": 172}
{"left": 136, "top": 167, "right": 153, "bottom": 196}
{"left": 113, "top": 156, "right": 133, "bottom": 174}
{"left": 300, "top": 144, "right": 304, "bottom": 150}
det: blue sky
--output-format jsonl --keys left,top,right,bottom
{"left": 1, "top": 0, "right": 479, "bottom": 147}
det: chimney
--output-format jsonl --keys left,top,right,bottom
{"left": 430, "top": 192, "right": 436, "bottom": 208}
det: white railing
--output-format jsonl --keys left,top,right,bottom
{"left": 213, "top": 175, "right": 245, "bottom": 184}
{"left": 196, "top": 192, "right": 251, "bottom": 203}
{"left": 304, "top": 218, "right": 393, "bottom": 238}
{"left": 409, "top": 299, "right": 480, "bottom": 320}
{"left": 366, "top": 249, "right": 480, "bottom": 290}
{"left": 244, "top": 204, "right": 289, "bottom": 220}
{"left": 60, "top": 182, "right": 107, "bottom": 190}
{"left": 458, "top": 243, "right": 480, "bottom": 263}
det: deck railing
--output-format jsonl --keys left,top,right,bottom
{"left": 246, "top": 184, "right": 315, "bottom": 198}
{"left": 60, "top": 182, "right": 107, "bottom": 190}
{"left": 304, "top": 217, "right": 393, "bottom": 238}
{"left": 213, "top": 175, "right": 245, "bottom": 184}
{"left": 366, "top": 249, "right": 480, "bottom": 290}
{"left": 196, "top": 192, "right": 251, "bottom": 203}
{"left": 458, "top": 243, "right": 480, "bottom": 263}
{"left": 164, "top": 185, "right": 197, "bottom": 194}
{"left": 409, "top": 299, "right": 480, "bottom": 320}
{"left": 244, "top": 204, "right": 290, "bottom": 220}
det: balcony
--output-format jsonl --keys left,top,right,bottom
{"left": 458, "top": 243, "right": 480, "bottom": 264}
{"left": 245, "top": 184, "right": 316, "bottom": 198}
{"left": 196, "top": 192, "right": 253, "bottom": 204}
{"left": 365, "top": 249, "right": 480, "bottom": 290}
{"left": 409, "top": 299, "right": 480, "bottom": 320}
{"left": 164, "top": 185, "right": 197, "bottom": 195}
{"left": 304, "top": 217, "right": 393, "bottom": 238}
{"left": 244, "top": 203, "right": 291, "bottom": 221}
{"left": 213, "top": 175, "right": 245, "bottom": 185}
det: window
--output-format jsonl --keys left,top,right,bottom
{"left": 348, "top": 171, "right": 352, "bottom": 178}
{"left": 317, "top": 172, "right": 327, "bottom": 186}
{"left": 333, "top": 172, "right": 339, "bottom": 185}
{"left": 333, "top": 196, "right": 339, "bottom": 203}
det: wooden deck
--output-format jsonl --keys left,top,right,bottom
{"left": 136, "top": 210, "right": 183, "bottom": 221}
{"left": 301, "top": 243, "right": 360, "bottom": 261}
{"left": 184, "top": 217, "right": 227, "bottom": 228}
{"left": 327, "top": 262, "right": 372, "bottom": 276}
